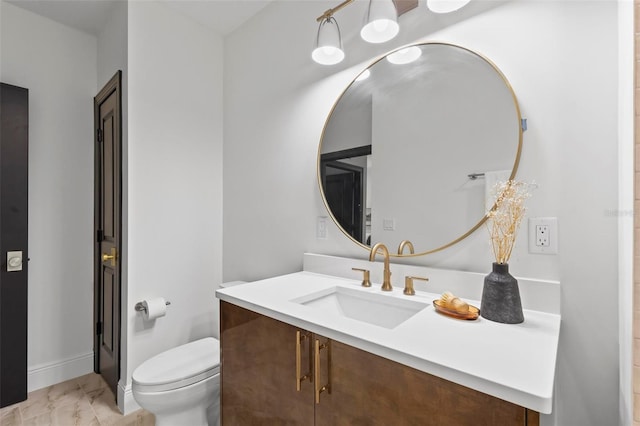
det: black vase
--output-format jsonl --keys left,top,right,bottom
{"left": 480, "top": 262, "right": 524, "bottom": 324}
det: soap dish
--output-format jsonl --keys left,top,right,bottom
{"left": 433, "top": 300, "right": 480, "bottom": 321}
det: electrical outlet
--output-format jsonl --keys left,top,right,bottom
{"left": 536, "top": 225, "right": 550, "bottom": 247}
{"left": 528, "top": 217, "right": 558, "bottom": 254}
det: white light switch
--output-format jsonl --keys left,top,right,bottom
{"left": 383, "top": 218, "right": 396, "bottom": 231}
{"left": 7, "top": 250, "right": 23, "bottom": 272}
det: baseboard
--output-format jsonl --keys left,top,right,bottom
{"left": 118, "top": 382, "right": 140, "bottom": 415}
{"left": 28, "top": 352, "right": 94, "bottom": 392}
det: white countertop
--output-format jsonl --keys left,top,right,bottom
{"left": 216, "top": 270, "right": 560, "bottom": 414}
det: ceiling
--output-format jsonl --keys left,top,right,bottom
{"left": 5, "top": 0, "right": 274, "bottom": 37}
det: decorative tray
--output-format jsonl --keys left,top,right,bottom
{"left": 433, "top": 300, "right": 480, "bottom": 321}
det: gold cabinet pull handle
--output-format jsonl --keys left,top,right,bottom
{"left": 295, "top": 331, "right": 312, "bottom": 391}
{"left": 314, "top": 339, "right": 330, "bottom": 404}
{"left": 102, "top": 248, "right": 117, "bottom": 267}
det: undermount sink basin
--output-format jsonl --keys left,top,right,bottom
{"left": 292, "top": 286, "right": 428, "bottom": 329}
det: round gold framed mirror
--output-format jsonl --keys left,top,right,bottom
{"left": 317, "top": 42, "right": 522, "bottom": 257}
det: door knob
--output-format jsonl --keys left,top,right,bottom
{"left": 102, "top": 248, "right": 117, "bottom": 267}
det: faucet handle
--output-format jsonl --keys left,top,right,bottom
{"left": 404, "top": 276, "right": 429, "bottom": 296}
{"left": 352, "top": 268, "right": 372, "bottom": 287}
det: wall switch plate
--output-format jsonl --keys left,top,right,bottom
{"left": 317, "top": 216, "right": 328, "bottom": 239}
{"left": 528, "top": 217, "right": 558, "bottom": 254}
{"left": 383, "top": 218, "right": 395, "bottom": 231}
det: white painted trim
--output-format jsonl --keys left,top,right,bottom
{"left": 118, "top": 381, "right": 141, "bottom": 415}
{"left": 618, "top": 1, "right": 634, "bottom": 424}
{"left": 27, "top": 352, "right": 93, "bottom": 392}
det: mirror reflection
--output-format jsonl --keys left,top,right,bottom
{"left": 318, "top": 42, "right": 522, "bottom": 255}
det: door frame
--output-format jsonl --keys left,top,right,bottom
{"left": 320, "top": 145, "right": 371, "bottom": 244}
{"left": 93, "top": 71, "right": 123, "bottom": 391}
{"left": 0, "top": 82, "right": 29, "bottom": 408}
{"left": 322, "top": 161, "right": 364, "bottom": 242}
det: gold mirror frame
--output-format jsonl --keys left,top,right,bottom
{"left": 317, "top": 42, "right": 523, "bottom": 257}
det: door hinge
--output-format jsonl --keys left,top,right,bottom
{"left": 97, "top": 128, "right": 103, "bottom": 143}
{"left": 97, "top": 229, "right": 104, "bottom": 242}
{"left": 96, "top": 322, "right": 102, "bottom": 335}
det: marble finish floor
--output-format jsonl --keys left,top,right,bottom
{"left": 0, "top": 373, "right": 154, "bottom": 426}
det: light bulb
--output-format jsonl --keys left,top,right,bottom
{"left": 312, "top": 17, "right": 344, "bottom": 65}
{"left": 361, "top": 19, "right": 399, "bottom": 43}
{"left": 386, "top": 46, "right": 422, "bottom": 65}
{"left": 426, "top": 0, "right": 471, "bottom": 14}
{"left": 361, "top": 0, "right": 399, "bottom": 44}
{"left": 312, "top": 46, "right": 345, "bottom": 65}
{"left": 323, "top": 46, "right": 337, "bottom": 55}
{"left": 355, "top": 69, "right": 371, "bottom": 82}
{"left": 373, "top": 20, "right": 389, "bottom": 32}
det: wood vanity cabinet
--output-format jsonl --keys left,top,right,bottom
{"left": 220, "top": 301, "right": 540, "bottom": 426}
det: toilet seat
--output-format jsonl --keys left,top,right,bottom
{"left": 132, "top": 337, "right": 220, "bottom": 393}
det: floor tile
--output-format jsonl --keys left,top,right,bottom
{"left": 52, "top": 396, "right": 100, "bottom": 426}
{"left": 22, "top": 411, "right": 54, "bottom": 426}
{"left": 75, "top": 373, "right": 107, "bottom": 395}
{"left": 106, "top": 410, "right": 155, "bottom": 426}
{"left": 18, "top": 389, "right": 56, "bottom": 421}
{"left": 86, "top": 387, "right": 122, "bottom": 426}
{"left": 3, "top": 373, "right": 156, "bottom": 426}
{"left": 20, "top": 379, "right": 84, "bottom": 420}
{"left": 0, "top": 405, "right": 22, "bottom": 426}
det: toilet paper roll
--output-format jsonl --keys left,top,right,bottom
{"left": 142, "top": 297, "right": 167, "bottom": 320}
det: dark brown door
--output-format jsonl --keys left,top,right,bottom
{"left": 94, "top": 71, "right": 122, "bottom": 397}
{"left": 0, "top": 83, "right": 29, "bottom": 408}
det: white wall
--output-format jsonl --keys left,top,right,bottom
{"left": 369, "top": 59, "right": 518, "bottom": 250}
{"left": 323, "top": 95, "right": 372, "bottom": 153}
{"left": 0, "top": 1, "right": 97, "bottom": 390}
{"left": 618, "top": 1, "right": 634, "bottom": 423}
{"left": 224, "top": 1, "right": 621, "bottom": 425}
{"left": 1, "top": 0, "right": 224, "bottom": 410}
{"left": 124, "top": 0, "right": 223, "bottom": 412}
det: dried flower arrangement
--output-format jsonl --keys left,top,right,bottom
{"left": 486, "top": 180, "right": 532, "bottom": 264}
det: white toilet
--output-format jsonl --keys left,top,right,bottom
{"left": 132, "top": 337, "right": 220, "bottom": 426}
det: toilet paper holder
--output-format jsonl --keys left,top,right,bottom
{"left": 135, "top": 300, "right": 171, "bottom": 313}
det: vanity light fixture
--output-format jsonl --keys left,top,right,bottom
{"left": 360, "top": 0, "right": 399, "bottom": 44}
{"left": 312, "top": 0, "right": 400, "bottom": 65}
{"left": 312, "top": 16, "right": 345, "bottom": 65}
{"left": 386, "top": 46, "right": 422, "bottom": 64}
{"left": 426, "top": 0, "right": 471, "bottom": 14}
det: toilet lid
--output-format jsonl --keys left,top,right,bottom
{"left": 132, "top": 337, "right": 220, "bottom": 392}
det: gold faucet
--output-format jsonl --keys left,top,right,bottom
{"left": 369, "top": 242, "right": 392, "bottom": 291}
{"left": 397, "top": 240, "right": 415, "bottom": 255}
